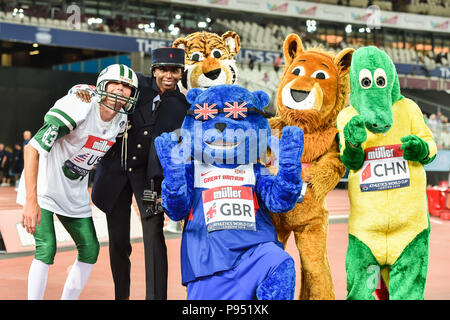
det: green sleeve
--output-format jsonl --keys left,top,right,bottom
{"left": 32, "top": 109, "right": 73, "bottom": 152}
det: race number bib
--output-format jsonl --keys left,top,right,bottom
{"left": 64, "top": 135, "right": 114, "bottom": 177}
{"left": 360, "top": 144, "right": 410, "bottom": 192}
{"left": 202, "top": 186, "right": 256, "bottom": 232}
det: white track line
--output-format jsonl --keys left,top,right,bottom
{"left": 329, "top": 215, "right": 446, "bottom": 225}
{"left": 430, "top": 218, "right": 444, "bottom": 225}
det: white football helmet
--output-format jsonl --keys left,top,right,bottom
{"left": 96, "top": 64, "right": 139, "bottom": 114}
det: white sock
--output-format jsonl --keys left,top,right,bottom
{"left": 28, "top": 258, "right": 50, "bottom": 300}
{"left": 61, "top": 259, "right": 94, "bottom": 300}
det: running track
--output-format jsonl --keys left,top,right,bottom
{"left": 1, "top": 187, "right": 449, "bottom": 300}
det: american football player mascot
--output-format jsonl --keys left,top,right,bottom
{"left": 155, "top": 84, "right": 304, "bottom": 299}
{"left": 268, "top": 33, "right": 354, "bottom": 300}
{"left": 173, "top": 31, "right": 240, "bottom": 90}
{"left": 337, "top": 46, "right": 437, "bottom": 300}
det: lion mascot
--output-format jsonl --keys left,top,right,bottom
{"left": 172, "top": 31, "right": 240, "bottom": 90}
{"left": 268, "top": 33, "right": 354, "bottom": 300}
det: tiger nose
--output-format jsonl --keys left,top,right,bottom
{"left": 215, "top": 122, "right": 227, "bottom": 132}
{"left": 204, "top": 69, "right": 221, "bottom": 80}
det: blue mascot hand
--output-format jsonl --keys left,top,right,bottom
{"left": 155, "top": 132, "right": 191, "bottom": 220}
{"left": 278, "top": 126, "right": 304, "bottom": 169}
{"left": 155, "top": 132, "right": 186, "bottom": 185}
{"left": 257, "top": 126, "right": 304, "bottom": 213}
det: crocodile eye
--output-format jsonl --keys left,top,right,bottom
{"left": 311, "top": 70, "right": 330, "bottom": 79}
{"left": 359, "top": 68, "right": 373, "bottom": 89}
{"left": 291, "top": 66, "right": 305, "bottom": 76}
{"left": 374, "top": 68, "right": 387, "bottom": 88}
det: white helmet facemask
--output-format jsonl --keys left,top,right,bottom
{"left": 96, "top": 64, "right": 139, "bottom": 114}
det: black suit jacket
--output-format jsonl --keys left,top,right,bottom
{"left": 91, "top": 72, "right": 188, "bottom": 214}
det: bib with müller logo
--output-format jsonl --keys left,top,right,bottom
{"left": 194, "top": 162, "right": 258, "bottom": 232}
{"left": 359, "top": 144, "right": 410, "bottom": 192}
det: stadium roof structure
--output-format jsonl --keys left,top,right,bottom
{"left": 402, "top": 88, "right": 450, "bottom": 117}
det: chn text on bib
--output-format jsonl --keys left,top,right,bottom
{"left": 360, "top": 144, "right": 410, "bottom": 192}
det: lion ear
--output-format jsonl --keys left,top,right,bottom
{"left": 186, "top": 88, "right": 203, "bottom": 105}
{"left": 222, "top": 31, "right": 241, "bottom": 56}
{"left": 334, "top": 48, "right": 354, "bottom": 76}
{"left": 173, "top": 37, "right": 187, "bottom": 50}
{"left": 283, "top": 33, "right": 304, "bottom": 66}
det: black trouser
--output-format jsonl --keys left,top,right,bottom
{"left": 106, "top": 179, "right": 168, "bottom": 300}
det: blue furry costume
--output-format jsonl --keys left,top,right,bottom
{"left": 155, "top": 85, "right": 304, "bottom": 300}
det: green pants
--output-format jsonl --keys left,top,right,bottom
{"left": 34, "top": 209, "right": 100, "bottom": 265}
{"left": 345, "top": 227, "right": 430, "bottom": 300}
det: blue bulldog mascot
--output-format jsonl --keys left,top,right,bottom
{"left": 155, "top": 84, "right": 304, "bottom": 300}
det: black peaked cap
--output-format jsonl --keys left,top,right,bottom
{"left": 151, "top": 47, "right": 185, "bottom": 68}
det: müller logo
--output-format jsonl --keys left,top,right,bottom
{"left": 92, "top": 140, "right": 111, "bottom": 152}
{"left": 213, "top": 186, "right": 242, "bottom": 200}
{"left": 367, "top": 146, "right": 394, "bottom": 160}
{"left": 86, "top": 135, "right": 114, "bottom": 152}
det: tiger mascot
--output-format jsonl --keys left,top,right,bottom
{"left": 172, "top": 31, "right": 240, "bottom": 90}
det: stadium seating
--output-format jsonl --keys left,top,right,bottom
{"left": 404, "top": 0, "right": 450, "bottom": 16}
{"left": 2, "top": 8, "right": 447, "bottom": 69}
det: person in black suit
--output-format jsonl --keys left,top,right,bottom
{"left": 74, "top": 47, "right": 188, "bottom": 300}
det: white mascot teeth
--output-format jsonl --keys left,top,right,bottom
{"left": 281, "top": 80, "right": 316, "bottom": 110}
{"left": 206, "top": 139, "right": 240, "bottom": 150}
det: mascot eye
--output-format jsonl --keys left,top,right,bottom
{"left": 359, "top": 68, "right": 373, "bottom": 89}
{"left": 311, "top": 70, "right": 330, "bottom": 80}
{"left": 211, "top": 49, "right": 223, "bottom": 59}
{"left": 190, "top": 52, "right": 204, "bottom": 62}
{"left": 291, "top": 66, "right": 305, "bottom": 76}
{"left": 374, "top": 68, "right": 387, "bottom": 88}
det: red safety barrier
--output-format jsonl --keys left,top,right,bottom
{"left": 427, "top": 182, "right": 450, "bottom": 220}
{"left": 427, "top": 189, "right": 444, "bottom": 217}
{"left": 441, "top": 211, "right": 450, "bottom": 221}
{"left": 440, "top": 186, "right": 450, "bottom": 221}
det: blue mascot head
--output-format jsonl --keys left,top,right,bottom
{"left": 181, "top": 84, "right": 271, "bottom": 166}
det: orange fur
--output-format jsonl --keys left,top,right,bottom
{"left": 172, "top": 31, "right": 240, "bottom": 90}
{"left": 269, "top": 34, "right": 353, "bottom": 300}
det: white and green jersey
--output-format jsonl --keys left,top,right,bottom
{"left": 17, "top": 94, "right": 127, "bottom": 218}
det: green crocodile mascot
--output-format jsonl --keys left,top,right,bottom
{"left": 336, "top": 46, "right": 437, "bottom": 300}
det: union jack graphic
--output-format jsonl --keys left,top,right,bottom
{"left": 74, "top": 153, "right": 90, "bottom": 163}
{"left": 194, "top": 103, "right": 218, "bottom": 120}
{"left": 206, "top": 203, "right": 216, "bottom": 222}
{"left": 224, "top": 101, "right": 247, "bottom": 119}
